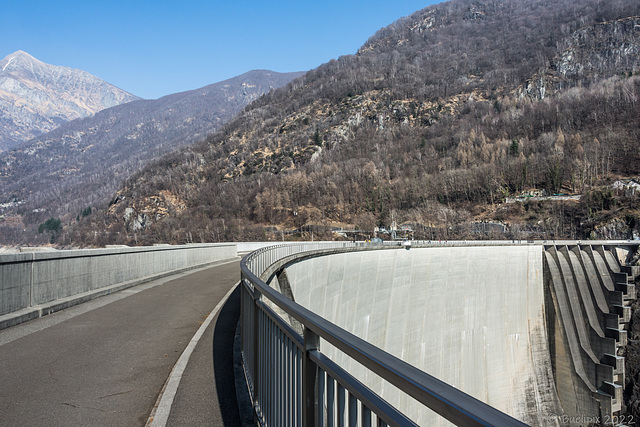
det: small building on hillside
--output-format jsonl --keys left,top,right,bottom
{"left": 612, "top": 179, "right": 640, "bottom": 196}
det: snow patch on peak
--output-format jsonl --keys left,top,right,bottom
{"left": 2, "top": 50, "right": 39, "bottom": 72}
{"left": 2, "top": 57, "right": 14, "bottom": 72}
{"left": 8, "top": 50, "right": 35, "bottom": 60}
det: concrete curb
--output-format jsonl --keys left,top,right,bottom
{"left": 0, "top": 257, "right": 239, "bottom": 331}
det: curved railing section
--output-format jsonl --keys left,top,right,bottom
{"left": 239, "top": 243, "right": 527, "bottom": 426}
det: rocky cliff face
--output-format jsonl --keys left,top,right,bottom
{"left": 0, "top": 50, "right": 140, "bottom": 151}
{"left": 520, "top": 16, "right": 640, "bottom": 99}
{"left": 556, "top": 17, "right": 640, "bottom": 81}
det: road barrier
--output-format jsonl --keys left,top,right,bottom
{"left": 0, "top": 243, "right": 236, "bottom": 328}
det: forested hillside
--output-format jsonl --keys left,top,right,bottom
{"left": 65, "top": 0, "right": 640, "bottom": 245}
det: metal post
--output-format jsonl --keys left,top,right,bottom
{"left": 252, "top": 286, "right": 262, "bottom": 424}
{"left": 303, "top": 327, "right": 320, "bottom": 427}
{"left": 29, "top": 252, "right": 35, "bottom": 307}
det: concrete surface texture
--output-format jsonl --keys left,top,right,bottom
{"left": 544, "top": 244, "right": 631, "bottom": 421}
{"left": 284, "top": 246, "right": 563, "bottom": 426}
{"left": 0, "top": 243, "right": 236, "bottom": 322}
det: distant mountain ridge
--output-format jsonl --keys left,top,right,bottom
{"left": 0, "top": 50, "right": 140, "bottom": 151}
{"left": 0, "top": 69, "right": 305, "bottom": 232}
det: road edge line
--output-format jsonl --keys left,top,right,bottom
{"left": 146, "top": 280, "right": 240, "bottom": 427}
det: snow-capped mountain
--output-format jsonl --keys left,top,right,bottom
{"left": 0, "top": 50, "right": 140, "bottom": 151}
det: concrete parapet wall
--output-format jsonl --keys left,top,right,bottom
{"left": 283, "top": 245, "right": 562, "bottom": 426}
{"left": 0, "top": 244, "right": 236, "bottom": 324}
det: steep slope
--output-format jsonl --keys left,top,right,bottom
{"left": 61, "top": 0, "right": 640, "bottom": 245}
{"left": 0, "top": 70, "right": 304, "bottom": 235}
{"left": 0, "top": 51, "right": 140, "bottom": 151}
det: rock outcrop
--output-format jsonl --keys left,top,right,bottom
{"left": 520, "top": 16, "right": 640, "bottom": 100}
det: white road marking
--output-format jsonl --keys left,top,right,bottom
{"left": 147, "top": 281, "right": 239, "bottom": 427}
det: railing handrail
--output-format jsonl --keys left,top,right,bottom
{"left": 240, "top": 243, "right": 528, "bottom": 426}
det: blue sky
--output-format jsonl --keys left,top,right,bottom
{"left": 3, "top": 1, "right": 441, "bottom": 99}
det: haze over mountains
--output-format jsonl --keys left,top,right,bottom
{"left": 0, "top": 68, "right": 304, "bottom": 236}
{"left": 0, "top": 51, "right": 139, "bottom": 151}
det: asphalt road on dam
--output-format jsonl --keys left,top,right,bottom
{"left": 0, "top": 260, "right": 240, "bottom": 426}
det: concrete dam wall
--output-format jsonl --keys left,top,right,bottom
{"left": 0, "top": 243, "right": 236, "bottom": 329}
{"left": 279, "top": 245, "right": 636, "bottom": 425}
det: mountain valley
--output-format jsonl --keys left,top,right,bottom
{"left": 0, "top": 70, "right": 304, "bottom": 242}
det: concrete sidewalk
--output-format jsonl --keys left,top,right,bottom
{"left": 0, "top": 259, "right": 242, "bottom": 426}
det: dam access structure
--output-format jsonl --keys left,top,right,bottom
{"left": 239, "top": 241, "right": 640, "bottom": 426}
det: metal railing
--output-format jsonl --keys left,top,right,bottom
{"left": 239, "top": 242, "right": 528, "bottom": 426}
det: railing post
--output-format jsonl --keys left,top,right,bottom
{"left": 29, "top": 252, "right": 35, "bottom": 307}
{"left": 252, "top": 286, "right": 262, "bottom": 424}
{"left": 303, "top": 327, "right": 320, "bottom": 427}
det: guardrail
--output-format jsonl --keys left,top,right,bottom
{"left": 239, "top": 243, "right": 528, "bottom": 426}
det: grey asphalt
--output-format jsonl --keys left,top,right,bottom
{"left": 0, "top": 259, "right": 241, "bottom": 427}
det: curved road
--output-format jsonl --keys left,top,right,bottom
{"left": 0, "top": 259, "right": 241, "bottom": 426}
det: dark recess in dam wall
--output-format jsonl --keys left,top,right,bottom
{"left": 544, "top": 244, "right": 639, "bottom": 424}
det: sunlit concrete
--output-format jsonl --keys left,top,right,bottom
{"left": 284, "top": 246, "right": 563, "bottom": 426}
{"left": 0, "top": 243, "right": 236, "bottom": 328}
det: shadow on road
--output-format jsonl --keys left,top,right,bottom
{"left": 212, "top": 285, "right": 242, "bottom": 426}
